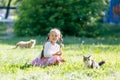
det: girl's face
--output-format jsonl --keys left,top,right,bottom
{"left": 49, "top": 31, "right": 60, "bottom": 44}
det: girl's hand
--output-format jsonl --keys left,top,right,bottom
{"left": 53, "top": 50, "right": 62, "bottom": 56}
{"left": 59, "top": 50, "right": 62, "bottom": 55}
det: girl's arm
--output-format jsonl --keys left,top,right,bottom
{"left": 44, "top": 42, "right": 62, "bottom": 57}
{"left": 44, "top": 42, "right": 53, "bottom": 57}
{"left": 53, "top": 50, "right": 62, "bottom": 56}
{"left": 53, "top": 44, "right": 62, "bottom": 56}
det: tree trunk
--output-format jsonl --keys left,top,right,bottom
{"left": 5, "top": 0, "right": 12, "bottom": 19}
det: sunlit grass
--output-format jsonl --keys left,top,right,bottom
{"left": 0, "top": 36, "right": 120, "bottom": 80}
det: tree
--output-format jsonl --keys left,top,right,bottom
{"left": 14, "top": 0, "right": 109, "bottom": 36}
{"left": 4, "top": 0, "right": 12, "bottom": 19}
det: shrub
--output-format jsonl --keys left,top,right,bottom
{"left": 14, "top": 0, "right": 109, "bottom": 36}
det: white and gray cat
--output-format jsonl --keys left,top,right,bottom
{"left": 83, "top": 56, "right": 105, "bottom": 69}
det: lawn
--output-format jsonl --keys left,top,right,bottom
{"left": 0, "top": 36, "right": 120, "bottom": 80}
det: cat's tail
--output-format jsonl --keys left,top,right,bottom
{"left": 98, "top": 61, "right": 105, "bottom": 66}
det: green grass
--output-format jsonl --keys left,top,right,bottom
{"left": 0, "top": 36, "right": 120, "bottom": 80}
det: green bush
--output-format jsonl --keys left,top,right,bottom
{"left": 83, "top": 23, "right": 120, "bottom": 37}
{"left": 14, "top": 0, "right": 109, "bottom": 36}
{"left": 0, "top": 23, "right": 6, "bottom": 31}
{"left": 97, "top": 24, "right": 120, "bottom": 37}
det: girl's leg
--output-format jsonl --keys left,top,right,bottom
{"left": 47, "top": 56, "right": 64, "bottom": 65}
{"left": 31, "top": 58, "right": 42, "bottom": 66}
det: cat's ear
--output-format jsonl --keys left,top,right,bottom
{"left": 88, "top": 55, "right": 91, "bottom": 58}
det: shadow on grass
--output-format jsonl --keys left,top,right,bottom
{"left": 20, "top": 63, "right": 33, "bottom": 70}
{"left": 20, "top": 63, "right": 57, "bottom": 70}
{"left": 2, "top": 63, "right": 33, "bottom": 73}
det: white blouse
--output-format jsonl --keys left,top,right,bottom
{"left": 44, "top": 42, "right": 60, "bottom": 57}
{"left": 37, "top": 41, "right": 60, "bottom": 58}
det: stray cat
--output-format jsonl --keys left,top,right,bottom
{"left": 83, "top": 56, "right": 105, "bottom": 69}
{"left": 13, "top": 39, "right": 36, "bottom": 49}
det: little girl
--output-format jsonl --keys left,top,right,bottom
{"left": 31, "top": 28, "right": 65, "bottom": 66}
